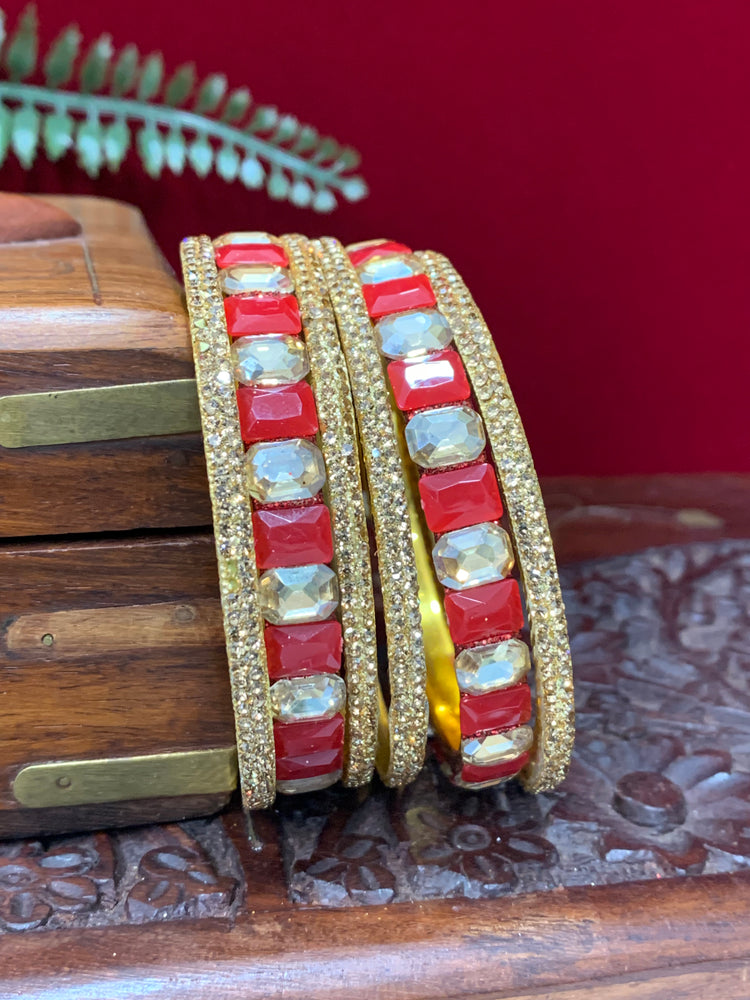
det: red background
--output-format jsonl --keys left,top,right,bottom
{"left": 3, "top": 1, "right": 748, "bottom": 476}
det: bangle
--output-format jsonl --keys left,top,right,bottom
{"left": 317, "top": 238, "right": 429, "bottom": 788}
{"left": 334, "top": 239, "right": 574, "bottom": 792}
{"left": 182, "top": 232, "right": 378, "bottom": 813}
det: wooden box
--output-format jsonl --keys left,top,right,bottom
{"left": 0, "top": 193, "right": 234, "bottom": 838}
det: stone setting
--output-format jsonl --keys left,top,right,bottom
{"left": 387, "top": 349, "right": 471, "bottom": 411}
{"left": 274, "top": 715, "right": 345, "bottom": 781}
{"left": 444, "top": 578, "right": 524, "bottom": 645}
{"left": 224, "top": 294, "right": 301, "bottom": 337}
{"left": 264, "top": 621, "right": 343, "bottom": 680}
{"left": 258, "top": 563, "right": 339, "bottom": 625}
{"left": 236, "top": 383, "right": 318, "bottom": 444}
{"left": 215, "top": 243, "right": 289, "bottom": 268}
{"left": 419, "top": 463, "right": 503, "bottom": 534}
{"left": 253, "top": 505, "right": 334, "bottom": 569}
{"left": 461, "top": 725, "right": 534, "bottom": 766}
{"left": 374, "top": 308, "right": 453, "bottom": 359}
{"left": 218, "top": 264, "right": 294, "bottom": 296}
{"left": 231, "top": 334, "right": 309, "bottom": 386}
{"left": 405, "top": 404, "right": 486, "bottom": 469}
{"left": 460, "top": 683, "right": 532, "bottom": 735}
{"left": 455, "top": 638, "right": 531, "bottom": 694}
{"left": 245, "top": 438, "right": 326, "bottom": 503}
{"left": 363, "top": 274, "right": 436, "bottom": 318}
{"left": 347, "top": 239, "right": 413, "bottom": 267}
{"left": 357, "top": 253, "right": 424, "bottom": 285}
{"left": 270, "top": 674, "right": 347, "bottom": 722}
{"left": 432, "top": 522, "right": 514, "bottom": 590}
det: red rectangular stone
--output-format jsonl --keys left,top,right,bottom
{"left": 419, "top": 463, "right": 503, "bottom": 534}
{"left": 387, "top": 349, "right": 471, "bottom": 411}
{"left": 274, "top": 715, "right": 345, "bottom": 780}
{"left": 224, "top": 294, "right": 302, "bottom": 336}
{"left": 444, "top": 578, "right": 524, "bottom": 646}
{"left": 459, "top": 683, "right": 532, "bottom": 737}
{"left": 265, "top": 621, "right": 343, "bottom": 680}
{"left": 253, "top": 505, "right": 334, "bottom": 569}
{"left": 236, "top": 383, "right": 318, "bottom": 443}
{"left": 348, "top": 240, "right": 413, "bottom": 267}
{"left": 362, "top": 274, "right": 436, "bottom": 318}
{"left": 460, "top": 751, "right": 530, "bottom": 786}
{"left": 215, "top": 243, "right": 289, "bottom": 268}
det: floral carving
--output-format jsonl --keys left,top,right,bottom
{"left": 0, "top": 834, "right": 113, "bottom": 931}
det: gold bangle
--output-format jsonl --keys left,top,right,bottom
{"left": 332, "top": 238, "right": 574, "bottom": 792}
{"left": 281, "top": 235, "right": 378, "bottom": 786}
{"left": 182, "top": 231, "right": 379, "bottom": 815}
{"left": 181, "top": 235, "right": 275, "bottom": 811}
{"left": 316, "top": 237, "right": 429, "bottom": 788}
{"left": 421, "top": 251, "right": 574, "bottom": 791}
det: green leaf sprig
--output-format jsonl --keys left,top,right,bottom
{"left": 0, "top": 5, "right": 367, "bottom": 212}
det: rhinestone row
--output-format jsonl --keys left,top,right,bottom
{"left": 316, "top": 237, "right": 428, "bottom": 787}
{"left": 419, "top": 251, "right": 575, "bottom": 792}
{"left": 281, "top": 235, "right": 379, "bottom": 787}
{"left": 180, "top": 235, "right": 275, "bottom": 810}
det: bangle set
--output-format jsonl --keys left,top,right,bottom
{"left": 181, "top": 231, "right": 574, "bottom": 821}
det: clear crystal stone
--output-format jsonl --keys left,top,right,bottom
{"left": 455, "top": 639, "right": 531, "bottom": 694}
{"left": 270, "top": 674, "right": 346, "bottom": 722}
{"left": 218, "top": 265, "right": 294, "bottom": 295}
{"left": 245, "top": 438, "right": 326, "bottom": 503}
{"left": 405, "top": 404, "right": 486, "bottom": 468}
{"left": 231, "top": 334, "right": 309, "bottom": 385}
{"left": 259, "top": 563, "right": 339, "bottom": 625}
{"left": 432, "top": 522, "right": 514, "bottom": 590}
{"left": 374, "top": 308, "right": 453, "bottom": 359}
{"left": 461, "top": 726, "right": 534, "bottom": 766}
{"left": 213, "top": 231, "right": 276, "bottom": 246}
{"left": 277, "top": 770, "right": 342, "bottom": 795}
{"left": 347, "top": 238, "right": 388, "bottom": 252}
{"left": 357, "top": 254, "right": 423, "bottom": 285}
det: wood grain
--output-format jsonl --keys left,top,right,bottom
{"left": 0, "top": 194, "right": 202, "bottom": 538}
{"left": 1, "top": 873, "right": 749, "bottom": 999}
{"left": 0, "top": 532, "right": 233, "bottom": 836}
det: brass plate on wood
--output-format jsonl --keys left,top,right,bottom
{"left": 12, "top": 748, "right": 238, "bottom": 808}
{"left": 0, "top": 379, "right": 201, "bottom": 448}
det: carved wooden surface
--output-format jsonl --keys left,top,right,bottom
{"left": 2, "top": 536, "right": 749, "bottom": 948}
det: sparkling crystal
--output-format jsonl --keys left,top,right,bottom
{"left": 219, "top": 264, "right": 294, "bottom": 295}
{"left": 461, "top": 725, "right": 534, "bottom": 765}
{"left": 270, "top": 674, "right": 346, "bottom": 722}
{"left": 432, "top": 522, "right": 514, "bottom": 590}
{"left": 232, "top": 334, "right": 309, "bottom": 385}
{"left": 374, "top": 308, "right": 453, "bottom": 359}
{"left": 277, "top": 770, "right": 342, "bottom": 794}
{"left": 245, "top": 438, "right": 326, "bottom": 503}
{"left": 214, "top": 231, "right": 276, "bottom": 246}
{"left": 259, "top": 563, "right": 339, "bottom": 625}
{"left": 357, "top": 253, "right": 423, "bottom": 285}
{"left": 405, "top": 404, "right": 486, "bottom": 469}
{"left": 455, "top": 638, "right": 531, "bottom": 694}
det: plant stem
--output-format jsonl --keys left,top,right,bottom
{"left": 0, "top": 81, "right": 356, "bottom": 193}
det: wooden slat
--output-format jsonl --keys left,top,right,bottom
{"left": 1, "top": 873, "right": 749, "bottom": 999}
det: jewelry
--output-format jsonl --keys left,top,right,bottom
{"left": 330, "top": 238, "right": 574, "bottom": 792}
{"left": 182, "top": 232, "right": 378, "bottom": 811}
{"left": 316, "top": 238, "right": 428, "bottom": 788}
